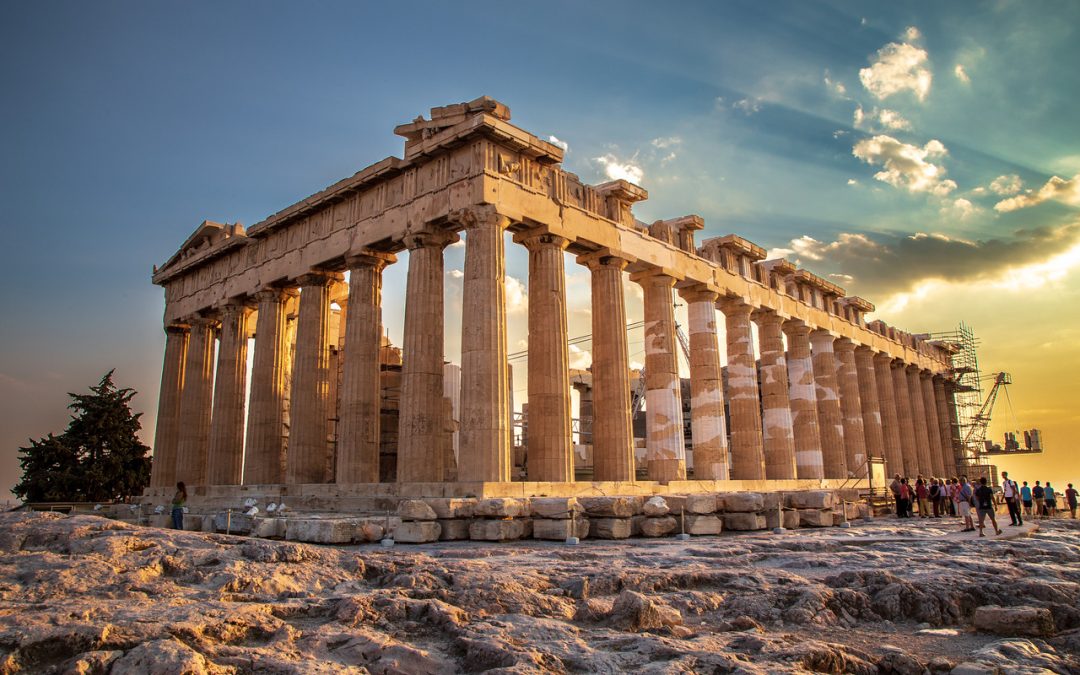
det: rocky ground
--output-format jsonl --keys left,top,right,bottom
{"left": 1, "top": 511, "right": 1078, "bottom": 674}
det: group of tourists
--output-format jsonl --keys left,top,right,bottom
{"left": 889, "top": 471, "right": 1079, "bottom": 537}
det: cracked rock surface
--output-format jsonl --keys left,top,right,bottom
{"left": 1, "top": 512, "right": 1078, "bottom": 673}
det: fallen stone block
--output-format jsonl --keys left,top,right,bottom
{"left": 213, "top": 512, "right": 253, "bottom": 535}
{"left": 181, "top": 514, "right": 203, "bottom": 532}
{"left": 973, "top": 606, "right": 1055, "bottom": 637}
{"left": 427, "top": 498, "right": 476, "bottom": 519}
{"left": 578, "top": 496, "right": 639, "bottom": 518}
{"left": 532, "top": 517, "right": 589, "bottom": 540}
{"left": 762, "top": 492, "right": 784, "bottom": 511}
{"left": 394, "top": 521, "right": 441, "bottom": 544}
{"left": 685, "top": 514, "right": 723, "bottom": 535}
{"left": 788, "top": 491, "right": 836, "bottom": 510}
{"left": 642, "top": 496, "right": 670, "bottom": 516}
{"left": 723, "top": 513, "right": 767, "bottom": 531}
{"left": 765, "top": 509, "right": 800, "bottom": 530}
{"left": 354, "top": 520, "right": 385, "bottom": 543}
{"left": 286, "top": 518, "right": 355, "bottom": 544}
{"left": 148, "top": 515, "right": 173, "bottom": 530}
{"left": 640, "top": 516, "right": 678, "bottom": 537}
{"left": 720, "top": 492, "right": 764, "bottom": 513}
{"left": 684, "top": 493, "right": 718, "bottom": 514}
{"left": 251, "top": 517, "right": 286, "bottom": 539}
{"left": 664, "top": 495, "right": 687, "bottom": 515}
{"left": 530, "top": 497, "right": 580, "bottom": 519}
{"left": 631, "top": 514, "right": 645, "bottom": 536}
{"left": 798, "top": 509, "right": 834, "bottom": 528}
{"left": 397, "top": 499, "right": 437, "bottom": 521}
{"left": 589, "top": 518, "right": 633, "bottom": 539}
{"left": 437, "top": 518, "right": 470, "bottom": 541}
{"left": 469, "top": 518, "right": 527, "bottom": 541}
{"left": 473, "top": 498, "right": 528, "bottom": 518}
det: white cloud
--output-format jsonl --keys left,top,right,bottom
{"left": 447, "top": 239, "right": 465, "bottom": 249}
{"left": 854, "top": 105, "right": 912, "bottom": 131}
{"left": 829, "top": 273, "right": 855, "bottom": 283}
{"left": 594, "top": 153, "right": 644, "bottom": 184}
{"left": 941, "top": 197, "right": 979, "bottom": 220}
{"left": 651, "top": 136, "right": 681, "bottom": 149}
{"left": 824, "top": 73, "right": 847, "bottom": 96}
{"left": 994, "top": 174, "right": 1080, "bottom": 212}
{"left": 859, "top": 34, "right": 932, "bottom": 101}
{"left": 903, "top": 26, "right": 922, "bottom": 42}
{"left": 447, "top": 269, "right": 464, "bottom": 279}
{"left": 989, "top": 174, "right": 1023, "bottom": 196}
{"left": 733, "top": 98, "right": 762, "bottom": 115}
{"left": 548, "top": 135, "right": 569, "bottom": 152}
{"left": 847, "top": 178, "right": 859, "bottom": 186}
{"left": 852, "top": 135, "right": 956, "bottom": 195}
{"left": 505, "top": 275, "right": 528, "bottom": 315}
{"left": 954, "top": 64, "right": 970, "bottom": 84}
{"left": 568, "top": 344, "right": 592, "bottom": 370}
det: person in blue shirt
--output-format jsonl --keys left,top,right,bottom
{"left": 1020, "top": 481, "right": 1033, "bottom": 517}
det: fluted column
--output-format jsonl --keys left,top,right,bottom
{"left": 920, "top": 372, "right": 946, "bottom": 477}
{"left": 906, "top": 365, "right": 933, "bottom": 476}
{"left": 244, "top": 288, "right": 294, "bottom": 484}
{"left": 719, "top": 298, "right": 765, "bottom": 480}
{"left": 933, "top": 377, "right": 956, "bottom": 476}
{"left": 834, "top": 339, "right": 868, "bottom": 479}
{"left": 398, "top": 228, "right": 457, "bottom": 483}
{"left": 175, "top": 317, "right": 216, "bottom": 485}
{"left": 854, "top": 346, "right": 886, "bottom": 469}
{"left": 207, "top": 302, "right": 250, "bottom": 485}
{"left": 680, "top": 286, "right": 729, "bottom": 480}
{"left": 755, "top": 311, "right": 796, "bottom": 479}
{"left": 784, "top": 321, "right": 823, "bottom": 479}
{"left": 581, "top": 251, "right": 635, "bottom": 482}
{"left": 519, "top": 231, "right": 574, "bottom": 482}
{"left": 151, "top": 323, "right": 189, "bottom": 487}
{"left": 286, "top": 272, "right": 336, "bottom": 484}
{"left": 337, "top": 252, "right": 395, "bottom": 484}
{"left": 634, "top": 270, "right": 687, "bottom": 482}
{"left": 891, "top": 360, "right": 919, "bottom": 475}
{"left": 809, "top": 330, "right": 846, "bottom": 479}
{"left": 456, "top": 206, "right": 511, "bottom": 482}
{"left": 874, "top": 353, "right": 905, "bottom": 477}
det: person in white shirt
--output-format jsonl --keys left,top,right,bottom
{"left": 1001, "top": 471, "right": 1023, "bottom": 526}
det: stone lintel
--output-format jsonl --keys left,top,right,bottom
{"left": 576, "top": 247, "right": 635, "bottom": 270}
{"left": 628, "top": 266, "right": 684, "bottom": 285}
{"left": 594, "top": 179, "right": 649, "bottom": 203}
{"left": 345, "top": 249, "right": 398, "bottom": 269}
{"left": 677, "top": 282, "right": 721, "bottom": 303}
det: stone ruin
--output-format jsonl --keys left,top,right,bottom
{"left": 140, "top": 97, "right": 964, "bottom": 542}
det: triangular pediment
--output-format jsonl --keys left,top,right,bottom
{"left": 154, "top": 220, "right": 245, "bottom": 279}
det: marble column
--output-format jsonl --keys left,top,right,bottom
{"left": 398, "top": 228, "right": 457, "bottom": 483}
{"left": 891, "top": 361, "right": 920, "bottom": 476}
{"left": 680, "top": 286, "right": 729, "bottom": 480}
{"left": 934, "top": 377, "right": 957, "bottom": 476}
{"left": 755, "top": 310, "right": 796, "bottom": 479}
{"left": 520, "top": 231, "right": 574, "bottom": 482}
{"left": 920, "top": 372, "right": 946, "bottom": 478}
{"left": 581, "top": 252, "right": 635, "bottom": 482}
{"left": 874, "top": 353, "right": 905, "bottom": 477}
{"left": 207, "top": 302, "right": 250, "bottom": 485}
{"left": 809, "top": 330, "right": 847, "bottom": 479}
{"left": 906, "top": 365, "right": 934, "bottom": 476}
{"left": 151, "top": 323, "right": 189, "bottom": 487}
{"left": 286, "top": 272, "right": 336, "bottom": 484}
{"left": 637, "top": 270, "right": 687, "bottom": 482}
{"left": 719, "top": 298, "right": 765, "bottom": 480}
{"left": 337, "top": 252, "right": 394, "bottom": 484}
{"left": 175, "top": 317, "right": 216, "bottom": 485}
{"left": 244, "top": 288, "right": 294, "bottom": 485}
{"left": 834, "top": 339, "right": 868, "bottom": 479}
{"left": 854, "top": 347, "right": 886, "bottom": 470}
{"left": 784, "top": 321, "right": 823, "bottom": 479}
{"left": 457, "top": 207, "right": 511, "bottom": 482}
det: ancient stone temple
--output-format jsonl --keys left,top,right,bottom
{"left": 147, "top": 97, "right": 959, "bottom": 505}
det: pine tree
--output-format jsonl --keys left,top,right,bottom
{"left": 12, "top": 371, "right": 152, "bottom": 503}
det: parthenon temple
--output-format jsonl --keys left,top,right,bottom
{"left": 147, "top": 97, "right": 962, "bottom": 505}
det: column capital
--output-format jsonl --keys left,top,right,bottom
{"left": 872, "top": 350, "right": 893, "bottom": 364}
{"left": 833, "top": 337, "right": 856, "bottom": 352}
{"left": 164, "top": 323, "right": 190, "bottom": 335}
{"left": 295, "top": 271, "right": 342, "bottom": 288}
{"left": 403, "top": 227, "right": 460, "bottom": 251}
{"left": 716, "top": 296, "right": 753, "bottom": 315}
{"left": 220, "top": 299, "right": 254, "bottom": 315}
{"left": 254, "top": 287, "right": 299, "bottom": 303}
{"left": 677, "top": 283, "right": 720, "bottom": 304}
{"left": 448, "top": 204, "right": 511, "bottom": 231}
{"left": 186, "top": 314, "right": 219, "bottom": 328}
{"left": 782, "top": 319, "right": 811, "bottom": 337}
{"left": 578, "top": 248, "right": 633, "bottom": 272}
{"left": 905, "top": 363, "right": 923, "bottom": 374}
{"left": 346, "top": 249, "right": 397, "bottom": 270}
{"left": 752, "top": 307, "right": 784, "bottom": 327}
{"left": 808, "top": 328, "right": 836, "bottom": 348}
{"left": 854, "top": 344, "right": 875, "bottom": 355}
{"left": 516, "top": 229, "right": 569, "bottom": 252}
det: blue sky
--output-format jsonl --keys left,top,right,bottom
{"left": 3, "top": 1, "right": 1079, "bottom": 495}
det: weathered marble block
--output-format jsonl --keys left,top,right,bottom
{"left": 427, "top": 498, "right": 476, "bottom": 519}
{"left": 642, "top": 496, "right": 670, "bottom": 517}
{"left": 589, "top": 517, "right": 633, "bottom": 539}
{"left": 684, "top": 493, "right": 718, "bottom": 514}
{"left": 437, "top": 519, "right": 471, "bottom": 541}
{"left": 473, "top": 498, "right": 528, "bottom": 518}
{"left": 798, "top": 509, "right": 834, "bottom": 527}
{"left": 684, "top": 514, "right": 723, "bottom": 535}
{"left": 470, "top": 518, "right": 527, "bottom": 541}
{"left": 530, "top": 497, "right": 581, "bottom": 519}
{"left": 788, "top": 491, "right": 836, "bottom": 510}
{"left": 285, "top": 518, "right": 355, "bottom": 544}
{"left": 720, "top": 492, "right": 764, "bottom": 513}
{"left": 397, "top": 499, "right": 437, "bottom": 521}
{"left": 532, "top": 517, "right": 589, "bottom": 540}
{"left": 723, "top": 513, "right": 767, "bottom": 531}
{"left": 394, "top": 521, "right": 441, "bottom": 544}
{"left": 578, "top": 496, "right": 640, "bottom": 518}
{"left": 640, "top": 516, "right": 678, "bottom": 537}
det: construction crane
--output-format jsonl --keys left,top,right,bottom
{"left": 963, "top": 372, "right": 1043, "bottom": 456}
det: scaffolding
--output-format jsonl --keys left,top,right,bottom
{"left": 928, "top": 322, "right": 998, "bottom": 485}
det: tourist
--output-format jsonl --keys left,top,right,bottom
{"left": 171, "top": 481, "right": 187, "bottom": 530}
{"left": 975, "top": 477, "right": 1002, "bottom": 537}
{"left": 916, "top": 477, "right": 930, "bottom": 518}
{"left": 1001, "top": 471, "right": 1022, "bottom": 526}
{"left": 929, "top": 478, "right": 942, "bottom": 517}
{"left": 956, "top": 476, "right": 975, "bottom": 532}
{"left": 1033, "top": 481, "right": 1045, "bottom": 518}
{"left": 947, "top": 478, "right": 958, "bottom": 516}
{"left": 1044, "top": 482, "right": 1057, "bottom": 518}
{"left": 890, "top": 473, "right": 903, "bottom": 518}
{"left": 1021, "top": 481, "right": 1033, "bottom": 517}
{"left": 1065, "top": 484, "right": 1078, "bottom": 519}
{"left": 898, "top": 478, "right": 912, "bottom": 518}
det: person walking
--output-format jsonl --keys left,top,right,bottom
{"left": 975, "top": 477, "right": 1002, "bottom": 537}
{"left": 890, "top": 473, "right": 903, "bottom": 518}
{"left": 1044, "top": 482, "right": 1057, "bottom": 519}
{"left": 956, "top": 476, "right": 975, "bottom": 532}
{"left": 1001, "top": 471, "right": 1023, "bottom": 526}
{"left": 1033, "top": 481, "right": 1046, "bottom": 518}
{"left": 1065, "top": 484, "right": 1078, "bottom": 519}
{"left": 1021, "top": 481, "right": 1033, "bottom": 518}
{"left": 171, "top": 481, "right": 187, "bottom": 530}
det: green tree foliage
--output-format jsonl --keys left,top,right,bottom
{"left": 13, "top": 371, "right": 152, "bottom": 503}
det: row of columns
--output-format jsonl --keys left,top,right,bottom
{"left": 152, "top": 206, "right": 957, "bottom": 488}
